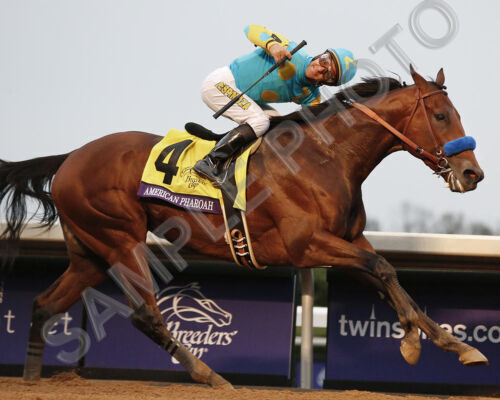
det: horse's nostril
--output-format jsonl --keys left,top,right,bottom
{"left": 463, "top": 168, "right": 483, "bottom": 183}
{"left": 464, "top": 169, "right": 476, "bottom": 179}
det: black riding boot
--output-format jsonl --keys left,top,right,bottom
{"left": 194, "top": 123, "right": 256, "bottom": 186}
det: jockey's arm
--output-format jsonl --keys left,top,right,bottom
{"left": 244, "top": 24, "right": 292, "bottom": 63}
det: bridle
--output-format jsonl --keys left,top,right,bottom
{"left": 350, "top": 88, "right": 449, "bottom": 173}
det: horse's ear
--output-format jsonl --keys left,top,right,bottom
{"left": 435, "top": 68, "right": 445, "bottom": 86}
{"left": 409, "top": 64, "right": 428, "bottom": 90}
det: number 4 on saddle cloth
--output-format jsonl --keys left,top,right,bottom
{"left": 138, "top": 128, "right": 266, "bottom": 270}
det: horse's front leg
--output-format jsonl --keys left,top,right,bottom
{"left": 352, "top": 234, "right": 488, "bottom": 366}
{"left": 348, "top": 234, "right": 422, "bottom": 364}
{"left": 360, "top": 253, "right": 423, "bottom": 364}
{"left": 283, "top": 229, "right": 422, "bottom": 365}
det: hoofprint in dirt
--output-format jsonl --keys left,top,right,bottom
{"left": 0, "top": 374, "right": 494, "bottom": 400}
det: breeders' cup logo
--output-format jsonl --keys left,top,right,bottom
{"left": 157, "top": 282, "right": 231, "bottom": 327}
{"left": 180, "top": 167, "right": 206, "bottom": 189}
{"left": 156, "top": 283, "right": 238, "bottom": 362}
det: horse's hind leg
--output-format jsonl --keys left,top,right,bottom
{"left": 24, "top": 225, "right": 108, "bottom": 380}
{"left": 110, "top": 245, "right": 231, "bottom": 388}
{"left": 51, "top": 163, "right": 229, "bottom": 387}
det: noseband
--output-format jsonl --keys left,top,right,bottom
{"left": 351, "top": 88, "right": 450, "bottom": 172}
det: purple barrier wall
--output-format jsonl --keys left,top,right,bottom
{"left": 0, "top": 262, "right": 297, "bottom": 383}
{"left": 83, "top": 276, "right": 296, "bottom": 377}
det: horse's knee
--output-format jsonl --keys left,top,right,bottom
{"left": 372, "top": 257, "right": 397, "bottom": 283}
{"left": 372, "top": 258, "right": 419, "bottom": 324}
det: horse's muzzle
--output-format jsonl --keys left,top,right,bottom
{"left": 447, "top": 159, "right": 484, "bottom": 192}
{"left": 462, "top": 165, "right": 484, "bottom": 186}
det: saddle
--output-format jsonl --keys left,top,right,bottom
{"left": 185, "top": 122, "right": 223, "bottom": 142}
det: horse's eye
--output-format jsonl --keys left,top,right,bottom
{"left": 434, "top": 113, "right": 446, "bottom": 121}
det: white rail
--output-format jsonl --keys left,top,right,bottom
{"left": 7, "top": 223, "right": 500, "bottom": 257}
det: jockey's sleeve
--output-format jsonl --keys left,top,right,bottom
{"left": 305, "top": 93, "right": 322, "bottom": 106}
{"left": 244, "top": 25, "right": 290, "bottom": 54}
{"left": 293, "top": 89, "right": 322, "bottom": 106}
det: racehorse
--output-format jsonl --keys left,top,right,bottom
{"left": 0, "top": 67, "right": 487, "bottom": 388}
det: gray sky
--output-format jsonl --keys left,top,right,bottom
{"left": 1, "top": 0, "right": 498, "bottom": 232}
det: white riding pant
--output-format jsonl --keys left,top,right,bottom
{"left": 201, "top": 66, "right": 270, "bottom": 137}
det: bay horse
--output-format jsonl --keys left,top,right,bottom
{"left": 0, "top": 67, "right": 487, "bottom": 388}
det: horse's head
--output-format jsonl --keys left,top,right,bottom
{"left": 403, "top": 66, "right": 484, "bottom": 192}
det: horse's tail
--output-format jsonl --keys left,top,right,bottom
{"left": 0, "top": 153, "right": 70, "bottom": 243}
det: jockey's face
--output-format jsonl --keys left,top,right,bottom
{"left": 306, "top": 53, "right": 338, "bottom": 85}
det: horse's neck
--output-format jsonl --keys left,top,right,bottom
{"left": 318, "top": 88, "right": 415, "bottom": 185}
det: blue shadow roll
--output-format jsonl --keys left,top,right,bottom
{"left": 443, "top": 136, "right": 476, "bottom": 157}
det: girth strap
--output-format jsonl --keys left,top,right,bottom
{"left": 217, "top": 157, "right": 266, "bottom": 270}
{"left": 219, "top": 189, "right": 267, "bottom": 270}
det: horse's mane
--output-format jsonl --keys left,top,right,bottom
{"left": 269, "top": 76, "right": 447, "bottom": 128}
{"left": 269, "top": 77, "right": 404, "bottom": 128}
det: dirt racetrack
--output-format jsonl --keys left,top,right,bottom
{"left": 0, "top": 373, "right": 494, "bottom": 400}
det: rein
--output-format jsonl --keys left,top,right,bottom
{"left": 351, "top": 88, "right": 448, "bottom": 172}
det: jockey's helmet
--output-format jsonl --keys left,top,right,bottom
{"left": 322, "top": 48, "right": 357, "bottom": 86}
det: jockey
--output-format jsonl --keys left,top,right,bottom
{"left": 194, "top": 24, "right": 358, "bottom": 185}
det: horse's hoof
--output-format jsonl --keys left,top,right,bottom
{"left": 459, "top": 348, "right": 489, "bottom": 366}
{"left": 23, "top": 372, "right": 41, "bottom": 382}
{"left": 23, "top": 357, "right": 43, "bottom": 381}
{"left": 190, "top": 363, "right": 232, "bottom": 388}
{"left": 400, "top": 338, "right": 421, "bottom": 365}
{"left": 208, "top": 371, "right": 233, "bottom": 389}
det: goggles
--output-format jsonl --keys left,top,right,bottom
{"left": 318, "top": 52, "right": 337, "bottom": 84}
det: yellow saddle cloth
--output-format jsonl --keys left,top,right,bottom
{"left": 138, "top": 129, "right": 252, "bottom": 214}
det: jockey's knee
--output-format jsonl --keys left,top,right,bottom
{"left": 246, "top": 115, "right": 270, "bottom": 137}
